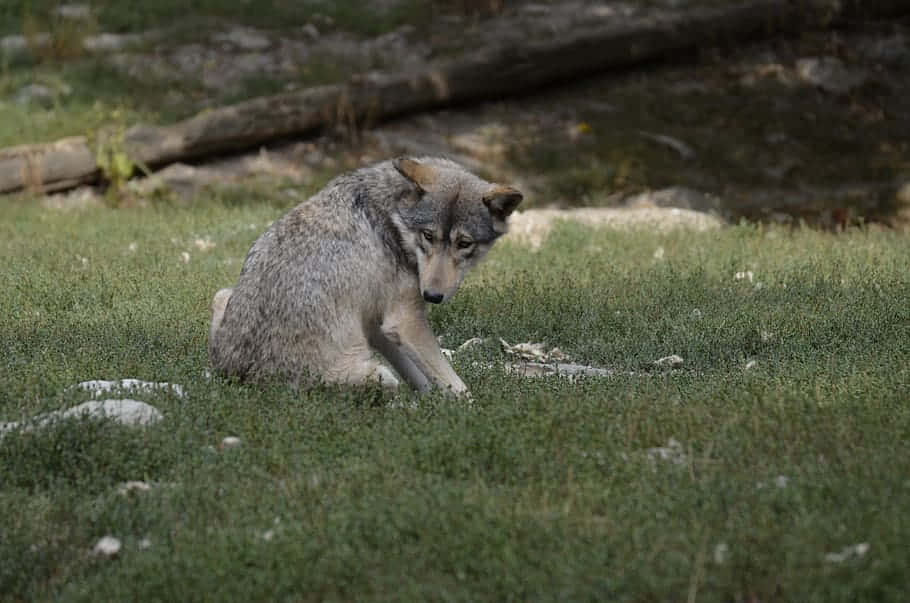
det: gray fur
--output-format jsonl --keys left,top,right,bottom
{"left": 208, "top": 157, "right": 522, "bottom": 395}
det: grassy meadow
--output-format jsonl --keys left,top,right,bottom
{"left": 1, "top": 196, "right": 908, "bottom": 601}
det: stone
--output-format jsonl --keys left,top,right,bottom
{"left": 499, "top": 338, "right": 568, "bottom": 362}
{"left": 504, "top": 362, "right": 619, "bottom": 379}
{"left": 795, "top": 57, "right": 865, "bottom": 95}
{"left": 645, "top": 438, "right": 687, "bottom": 465}
{"left": 301, "top": 23, "right": 320, "bottom": 41}
{"left": 83, "top": 32, "right": 146, "bottom": 52}
{"left": 214, "top": 27, "right": 271, "bottom": 51}
{"left": 713, "top": 543, "right": 730, "bottom": 564}
{"left": 91, "top": 536, "right": 122, "bottom": 557}
{"left": 734, "top": 271, "right": 754, "bottom": 283}
{"left": 15, "top": 84, "right": 54, "bottom": 108}
{"left": 824, "top": 542, "right": 870, "bottom": 563}
{"left": 219, "top": 436, "right": 242, "bottom": 450}
{"left": 625, "top": 186, "right": 717, "bottom": 213}
{"left": 457, "top": 337, "right": 485, "bottom": 352}
{"left": 654, "top": 355, "right": 684, "bottom": 368}
{"left": 505, "top": 207, "right": 724, "bottom": 250}
{"left": 117, "top": 480, "right": 153, "bottom": 495}
{"left": 638, "top": 131, "right": 696, "bottom": 160}
{"left": 74, "top": 379, "right": 185, "bottom": 399}
{"left": 0, "top": 400, "right": 163, "bottom": 436}
{"left": 55, "top": 4, "right": 92, "bottom": 19}
{"left": 58, "top": 400, "right": 163, "bottom": 426}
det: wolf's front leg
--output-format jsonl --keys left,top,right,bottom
{"left": 380, "top": 304, "right": 468, "bottom": 396}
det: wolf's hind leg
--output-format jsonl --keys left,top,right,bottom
{"left": 322, "top": 343, "right": 401, "bottom": 390}
{"left": 209, "top": 287, "right": 233, "bottom": 340}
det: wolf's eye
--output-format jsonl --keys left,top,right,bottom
{"left": 421, "top": 230, "right": 434, "bottom": 243}
{"left": 456, "top": 240, "right": 474, "bottom": 250}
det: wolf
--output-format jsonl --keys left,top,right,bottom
{"left": 208, "top": 157, "right": 522, "bottom": 396}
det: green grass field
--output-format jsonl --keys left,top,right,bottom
{"left": 1, "top": 196, "right": 908, "bottom": 601}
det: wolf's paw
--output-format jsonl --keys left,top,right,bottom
{"left": 372, "top": 364, "right": 401, "bottom": 389}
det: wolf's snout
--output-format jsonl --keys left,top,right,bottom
{"left": 423, "top": 291, "right": 444, "bottom": 304}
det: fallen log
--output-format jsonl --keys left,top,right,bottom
{"left": 0, "top": 137, "right": 98, "bottom": 194}
{"left": 1, "top": 0, "right": 908, "bottom": 195}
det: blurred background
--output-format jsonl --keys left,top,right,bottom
{"left": 1, "top": 0, "right": 908, "bottom": 227}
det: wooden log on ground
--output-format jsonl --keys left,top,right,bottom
{"left": 1, "top": 0, "right": 909, "bottom": 195}
{"left": 0, "top": 137, "right": 97, "bottom": 194}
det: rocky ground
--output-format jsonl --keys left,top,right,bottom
{"left": 4, "top": 1, "right": 910, "bottom": 227}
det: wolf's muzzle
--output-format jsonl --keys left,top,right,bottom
{"left": 423, "top": 291, "right": 444, "bottom": 304}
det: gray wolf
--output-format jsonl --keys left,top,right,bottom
{"left": 208, "top": 157, "right": 522, "bottom": 396}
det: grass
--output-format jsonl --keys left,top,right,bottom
{"left": 1, "top": 193, "right": 908, "bottom": 601}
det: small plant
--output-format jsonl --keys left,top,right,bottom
{"left": 93, "top": 111, "right": 138, "bottom": 205}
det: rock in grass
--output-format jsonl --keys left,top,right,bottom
{"left": 504, "top": 362, "right": 618, "bottom": 379}
{"left": 218, "top": 436, "right": 242, "bottom": 450}
{"left": 117, "top": 481, "right": 152, "bottom": 495}
{"left": 646, "top": 438, "right": 687, "bottom": 466}
{"left": 796, "top": 56, "right": 865, "bottom": 95}
{"left": 15, "top": 84, "right": 54, "bottom": 108}
{"left": 91, "top": 536, "right": 122, "bottom": 558}
{"left": 55, "top": 4, "right": 92, "bottom": 20}
{"left": 824, "top": 542, "right": 870, "bottom": 563}
{"left": 0, "top": 400, "right": 163, "bottom": 437}
{"left": 74, "top": 378, "right": 185, "bottom": 399}
{"left": 499, "top": 338, "right": 569, "bottom": 362}
{"left": 653, "top": 354, "right": 684, "bottom": 368}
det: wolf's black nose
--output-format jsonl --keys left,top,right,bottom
{"left": 423, "top": 291, "right": 444, "bottom": 304}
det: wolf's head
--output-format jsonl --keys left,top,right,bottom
{"left": 391, "top": 157, "right": 522, "bottom": 304}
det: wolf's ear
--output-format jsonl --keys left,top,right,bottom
{"left": 393, "top": 157, "right": 438, "bottom": 191}
{"left": 483, "top": 185, "right": 523, "bottom": 222}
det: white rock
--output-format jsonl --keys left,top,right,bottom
{"left": 219, "top": 436, "right": 242, "bottom": 450}
{"left": 654, "top": 354, "right": 684, "bottom": 368}
{"left": 653, "top": 246, "right": 665, "bottom": 260}
{"left": 744, "top": 360, "right": 757, "bottom": 370}
{"left": 734, "top": 271, "right": 754, "bottom": 283}
{"left": 301, "top": 23, "right": 320, "bottom": 40}
{"left": 504, "top": 362, "right": 619, "bottom": 379}
{"left": 61, "top": 400, "right": 163, "bottom": 426}
{"left": 56, "top": 4, "right": 92, "bottom": 19}
{"left": 181, "top": 251, "right": 191, "bottom": 264}
{"left": 194, "top": 237, "right": 216, "bottom": 251}
{"left": 646, "top": 438, "right": 687, "bottom": 465}
{"left": 74, "top": 378, "right": 185, "bottom": 399}
{"left": 82, "top": 32, "right": 151, "bottom": 52}
{"left": 1, "top": 400, "right": 163, "bottom": 436}
{"left": 214, "top": 27, "right": 271, "bottom": 51}
{"left": 117, "top": 480, "right": 152, "bottom": 495}
{"left": 499, "top": 338, "right": 568, "bottom": 362}
{"left": 638, "top": 131, "right": 696, "bottom": 160}
{"left": 15, "top": 84, "right": 54, "bottom": 107}
{"left": 713, "top": 542, "right": 729, "bottom": 564}
{"left": 825, "top": 542, "right": 870, "bottom": 563}
{"left": 457, "top": 337, "right": 485, "bottom": 351}
{"left": 91, "top": 536, "right": 122, "bottom": 557}
{"left": 796, "top": 56, "right": 865, "bottom": 95}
